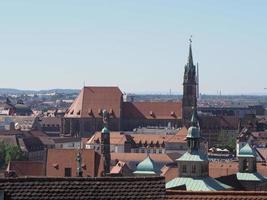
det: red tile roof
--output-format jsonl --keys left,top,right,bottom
{"left": 7, "top": 161, "right": 45, "bottom": 177}
{"left": 111, "top": 153, "right": 173, "bottom": 164}
{"left": 123, "top": 102, "right": 182, "bottom": 119}
{"left": 65, "top": 87, "right": 123, "bottom": 118}
{"left": 131, "top": 134, "right": 172, "bottom": 145}
{"left": 87, "top": 132, "right": 129, "bottom": 145}
{"left": 167, "top": 127, "right": 188, "bottom": 143}
{"left": 46, "top": 149, "right": 103, "bottom": 177}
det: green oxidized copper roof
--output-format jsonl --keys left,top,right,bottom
{"left": 238, "top": 143, "right": 256, "bottom": 158}
{"left": 177, "top": 151, "right": 208, "bottom": 162}
{"left": 15, "top": 104, "right": 32, "bottom": 113}
{"left": 133, "top": 156, "right": 157, "bottom": 175}
{"left": 237, "top": 172, "right": 266, "bottom": 182}
{"left": 191, "top": 107, "right": 198, "bottom": 126}
{"left": 101, "top": 127, "right": 110, "bottom": 134}
{"left": 187, "top": 126, "right": 200, "bottom": 139}
{"left": 186, "top": 107, "right": 200, "bottom": 139}
{"left": 166, "top": 177, "right": 232, "bottom": 191}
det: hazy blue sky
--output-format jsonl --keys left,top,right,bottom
{"left": 0, "top": 0, "right": 267, "bottom": 94}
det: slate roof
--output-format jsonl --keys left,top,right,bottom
{"left": 166, "top": 190, "right": 267, "bottom": 200}
{"left": 0, "top": 176, "right": 166, "bottom": 200}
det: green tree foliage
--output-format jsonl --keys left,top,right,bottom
{"left": 0, "top": 142, "right": 25, "bottom": 168}
{"left": 216, "top": 130, "right": 237, "bottom": 154}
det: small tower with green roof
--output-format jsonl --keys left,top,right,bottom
{"left": 236, "top": 143, "right": 267, "bottom": 189}
{"left": 177, "top": 107, "right": 209, "bottom": 178}
{"left": 166, "top": 108, "right": 232, "bottom": 191}
{"left": 133, "top": 155, "right": 158, "bottom": 176}
{"left": 101, "top": 110, "right": 111, "bottom": 176}
{"left": 238, "top": 143, "right": 257, "bottom": 173}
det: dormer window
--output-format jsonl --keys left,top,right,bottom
{"left": 150, "top": 111, "right": 155, "bottom": 118}
{"left": 88, "top": 109, "right": 93, "bottom": 116}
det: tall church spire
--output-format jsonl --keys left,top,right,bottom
{"left": 182, "top": 37, "right": 198, "bottom": 126}
{"left": 188, "top": 37, "right": 194, "bottom": 68}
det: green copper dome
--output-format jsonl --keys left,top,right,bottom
{"left": 134, "top": 156, "right": 157, "bottom": 175}
{"left": 187, "top": 126, "right": 200, "bottom": 138}
{"left": 239, "top": 143, "right": 256, "bottom": 158}
{"left": 101, "top": 127, "right": 110, "bottom": 134}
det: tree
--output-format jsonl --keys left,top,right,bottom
{"left": 216, "top": 130, "right": 237, "bottom": 154}
{"left": 0, "top": 142, "right": 25, "bottom": 168}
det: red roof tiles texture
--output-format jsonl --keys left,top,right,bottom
{"left": 46, "top": 149, "right": 103, "bottom": 177}
{"left": 7, "top": 161, "right": 45, "bottom": 177}
{"left": 123, "top": 102, "right": 182, "bottom": 119}
{"left": 65, "top": 87, "right": 123, "bottom": 118}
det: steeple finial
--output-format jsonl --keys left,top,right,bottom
{"left": 188, "top": 36, "right": 194, "bottom": 66}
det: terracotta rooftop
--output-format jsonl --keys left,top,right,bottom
{"left": 131, "top": 133, "right": 172, "bottom": 145}
{"left": 87, "top": 132, "right": 130, "bottom": 145}
{"left": 65, "top": 86, "right": 123, "bottom": 118}
{"left": 167, "top": 127, "right": 188, "bottom": 143}
{"left": 0, "top": 176, "right": 165, "bottom": 200}
{"left": 123, "top": 102, "right": 182, "bottom": 119}
{"left": 166, "top": 190, "right": 267, "bottom": 200}
{"left": 111, "top": 153, "right": 174, "bottom": 171}
{"left": 111, "top": 153, "right": 173, "bottom": 163}
{"left": 46, "top": 149, "right": 103, "bottom": 177}
{"left": 6, "top": 161, "right": 45, "bottom": 177}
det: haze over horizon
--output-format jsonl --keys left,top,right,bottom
{"left": 0, "top": 1, "right": 267, "bottom": 95}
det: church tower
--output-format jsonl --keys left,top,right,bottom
{"left": 182, "top": 39, "right": 198, "bottom": 126}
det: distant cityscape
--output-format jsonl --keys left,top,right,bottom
{"left": 0, "top": 40, "right": 266, "bottom": 200}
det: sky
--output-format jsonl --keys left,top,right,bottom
{"left": 0, "top": 0, "right": 267, "bottom": 95}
